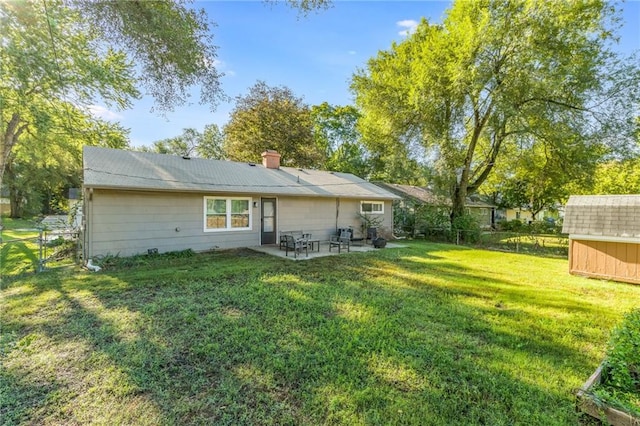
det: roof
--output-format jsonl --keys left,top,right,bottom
{"left": 374, "top": 182, "right": 495, "bottom": 208}
{"left": 83, "top": 146, "right": 399, "bottom": 200}
{"left": 562, "top": 195, "right": 640, "bottom": 238}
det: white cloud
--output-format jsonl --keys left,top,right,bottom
{"left": 211, "top": 58, "right": 236, "bottom": 77}
{"left": 87, "top": 105, "right": 122, "bottom": 121}
{"left": 397, "top": 19, "right": 419, "bottom": 36}
{"left": 348, "top": 50, "right": 357, "bottom": 55}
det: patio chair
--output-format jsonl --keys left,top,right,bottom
{"left": 284, "top": 234, "right": 308, "bottom": 258}
{"left": 329, "top": 230, "right": 350, "bottom": 253}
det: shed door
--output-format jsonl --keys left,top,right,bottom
{"left": 261, "top": 198, "right": 276, "bottom": 245}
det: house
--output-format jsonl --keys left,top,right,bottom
{"left": 373, "top": 182, "right": 496, "bottom": 231}
{"left": 81, "top": 147, "right": 399, "bottom": 259}
{"left": 497, "top": 206, "right": 564, "bottom": 224}
{"left": 562, "top": 195, "right": 640, "bottom": 284}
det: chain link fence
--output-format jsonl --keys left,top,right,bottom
{"left": 1, "top": 227, "right": 79, "bottom": 275}
{"left": 412, "top": 227, "right": 569, "bottom": 256}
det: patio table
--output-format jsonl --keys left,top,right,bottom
{"left": 306, "top": 239, "right": 321, "bottom": 252}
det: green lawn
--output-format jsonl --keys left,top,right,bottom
{"left": 1, "top": 217, "right": 40, "bottom": 276}
{"left": 2, "top": 242, "right": 639, "bottom": 425}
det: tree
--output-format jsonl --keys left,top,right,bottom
{"left": 352, "top": 0, "right": 640, "bottom": 226}
{"left": 4, "top": 104, "right": 129, "bottom": 217}
{"left": 1, "top": 0, "right": 139, "bottom": 190}
{"left": 142, "top": 124, "right": 225, "bottom": 159}
{"left": 590, "top": 157, "right": 640, "bottom": 194}
{"left": 223, "top": 81, "right": 323, "bottom": 168}
{"left": 486, "top": 134, "right": 603, "bottom": 220}
{"left": 1, "top": 0, "right": 331, "bottom": 190}
{"left": 311, "top": 102, "right": 370, "bottom": 177}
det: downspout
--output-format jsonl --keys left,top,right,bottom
{"left": 84, "top": 187, "right": 93, "bottom": 262}
{"left": 335, "top": 198, "right": 340, "bottom": 232}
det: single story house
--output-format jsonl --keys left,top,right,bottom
{"left": 373, "top": 182, "right": 496, "bottom": 231}
{"left": 562, "top": 195, "right": 640, "bottom": 285}
{"left": 81, "top": 147, "right": 399, "bottom": 259}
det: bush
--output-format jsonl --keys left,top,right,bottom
{"left": 593, "top": 308, "right": 640, "bottom": 416}
{"left": 451, "top": 213, "right": 481, "bottom": 243}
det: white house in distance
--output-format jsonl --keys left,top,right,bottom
{"left": 81, "top": 147, "right": 399, "bottom": 259}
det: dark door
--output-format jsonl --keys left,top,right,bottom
{"left": 261, "top": 198, "right": 276, "bottom": 245}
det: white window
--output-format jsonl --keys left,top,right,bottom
{"left": 360, "top": 201, "right": 384, "bottom": 214}
{"left": 204, "top": 197, "right": 252, "bottom": 232}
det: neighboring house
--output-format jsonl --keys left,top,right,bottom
{"left": 82, "top": 147, "right": 399, "bottom": 259}
{"left": 373, "top": 183, "right": 496, "bottom": 230}
{"left": 497, "top": 206, "right": 563, "bottom": 223}
{"left": 562, "top": 195, "right": 640, "bottom": 284}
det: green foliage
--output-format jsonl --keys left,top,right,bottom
{"left": 141, "top": 124, "right": 225, "bottom": 159}
{"left": 311, "top": 102, "right": 370, "bottom": 177}
{"left": 590, "top": 157, "right": 640, "bottom": 195}
{"left": 1, "top": 0, "right": 136, "bottom": 193}
{"left": 451, "top": 213, "right": 481, "bottom": 243}
{"left": 223, "top": 81, "right": 324, "bottom": 168}
{"left": 352, "top": 0, "right": 640, "bottom": 224}
{"left": 415, "top": 206, "right": 450, "bottom": 232}
{"left": 2, "top": 244, "right": 640, "bottom": 424}
{"left": 593, "top": 309, "right": 640, "bottom": 416}
{"left": 70, "top": 0, "right": 225, "bottom": 112}
{"left": 93, "top": 249, "right": 196, "bottom": 270}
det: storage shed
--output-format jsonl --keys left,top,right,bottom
{"left": 562, "top": 195, "right": 640, "bottom": 284}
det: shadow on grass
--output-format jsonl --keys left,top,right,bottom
{"left": 1, "top": 246, "right": 636, "bottom": 425}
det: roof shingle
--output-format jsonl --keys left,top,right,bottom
{"left": 562, "top": 195, "right": 640, "bottom": 237}
{"left": 83, "top": 146, "right": 399, "bottom": 200}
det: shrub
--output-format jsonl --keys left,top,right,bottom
{"left": 593, "top": 308, "right": 640, "bottom": 416}
{"left": 451, "top": 213, "right": 481, "bottom": 243}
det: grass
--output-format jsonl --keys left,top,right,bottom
{"left": 2, "top": 242, "right": 640, "bottom": 425}
{"left": 1, "top": 217, "right": 40, "bottom": 276}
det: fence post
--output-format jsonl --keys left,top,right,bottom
{"left": 456, "top": 230, "right": 460, "bottom": 245}
{"left": 38, "top": 230, "right": 45, "bottom": 273}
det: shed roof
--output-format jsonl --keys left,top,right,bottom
{"left": 562, "top": 195, "right": 640, "bottom": 238}
{"left": 83, "top": 146, "right": 399, "bottom": 200}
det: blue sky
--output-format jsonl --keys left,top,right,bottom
{"left": 91, "top": 1, "right": 640, "bottom": 147}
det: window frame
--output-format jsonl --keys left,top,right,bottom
{"left": 360, "top": 200, "right": 384, "bottom": 215}
{"left": 204, "top": 196, "right": 252, "bottom": 232}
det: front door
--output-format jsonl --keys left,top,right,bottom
{"left": 261, "top": 198, "right": 276, "bottom": 245}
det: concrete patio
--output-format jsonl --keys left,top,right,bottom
{"left": 250, "top": 241, "right": 404, "bottom": 260}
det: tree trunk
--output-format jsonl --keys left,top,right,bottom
{"left": 1, "top": 112, "right": 27, "bottom": 192}
{"left": 450, "top": 182, "right": 468, "bottom": 227}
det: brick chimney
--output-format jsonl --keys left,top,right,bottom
{"left": 261, "top": 150, "right": 281, "bottom": 169}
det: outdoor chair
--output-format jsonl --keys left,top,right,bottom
{"left": 284, "top": 234, "right": 308, "bottom": 258}
{"left": 329, "top": 230, "right": 351, "bottom": 253}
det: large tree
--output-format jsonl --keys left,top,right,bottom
{"left": 311, "top": 102, "right": 371, "bottom": 177}
{"left": 223, "top": 81, "right": 323, "bottom": 168}
{"left": 4, "top": 103, "right": 129, "bottom": 217}
{"left": 352, "top": 0, "right": 640, "bottom": 226}
{"left": 1, "top": 0, "right": 330, "bottom": 190}
{"left": 1, "top": 0, "right": 139, "bottom": 190}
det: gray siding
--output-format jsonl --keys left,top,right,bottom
{"left": 278, "top": 197, "right": 337, "bottom": 240}
{"left": 277, "top": 198, "right": 393, "bottom": 241}
{"left": 87, "top": 190, "right": 260, "bottom": 258}
{"left": 85, "top": 191, "right": 395, "bottom": 258}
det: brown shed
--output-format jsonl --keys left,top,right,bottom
{"left": 562, "top": 195, "right": 640, "bottom": 284}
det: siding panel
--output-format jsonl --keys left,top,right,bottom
{"left": 569, "top": 238, "right": 640, "bottom": 284}
{"left": 88, "top": 190, "right": 260, "bottom": 257}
